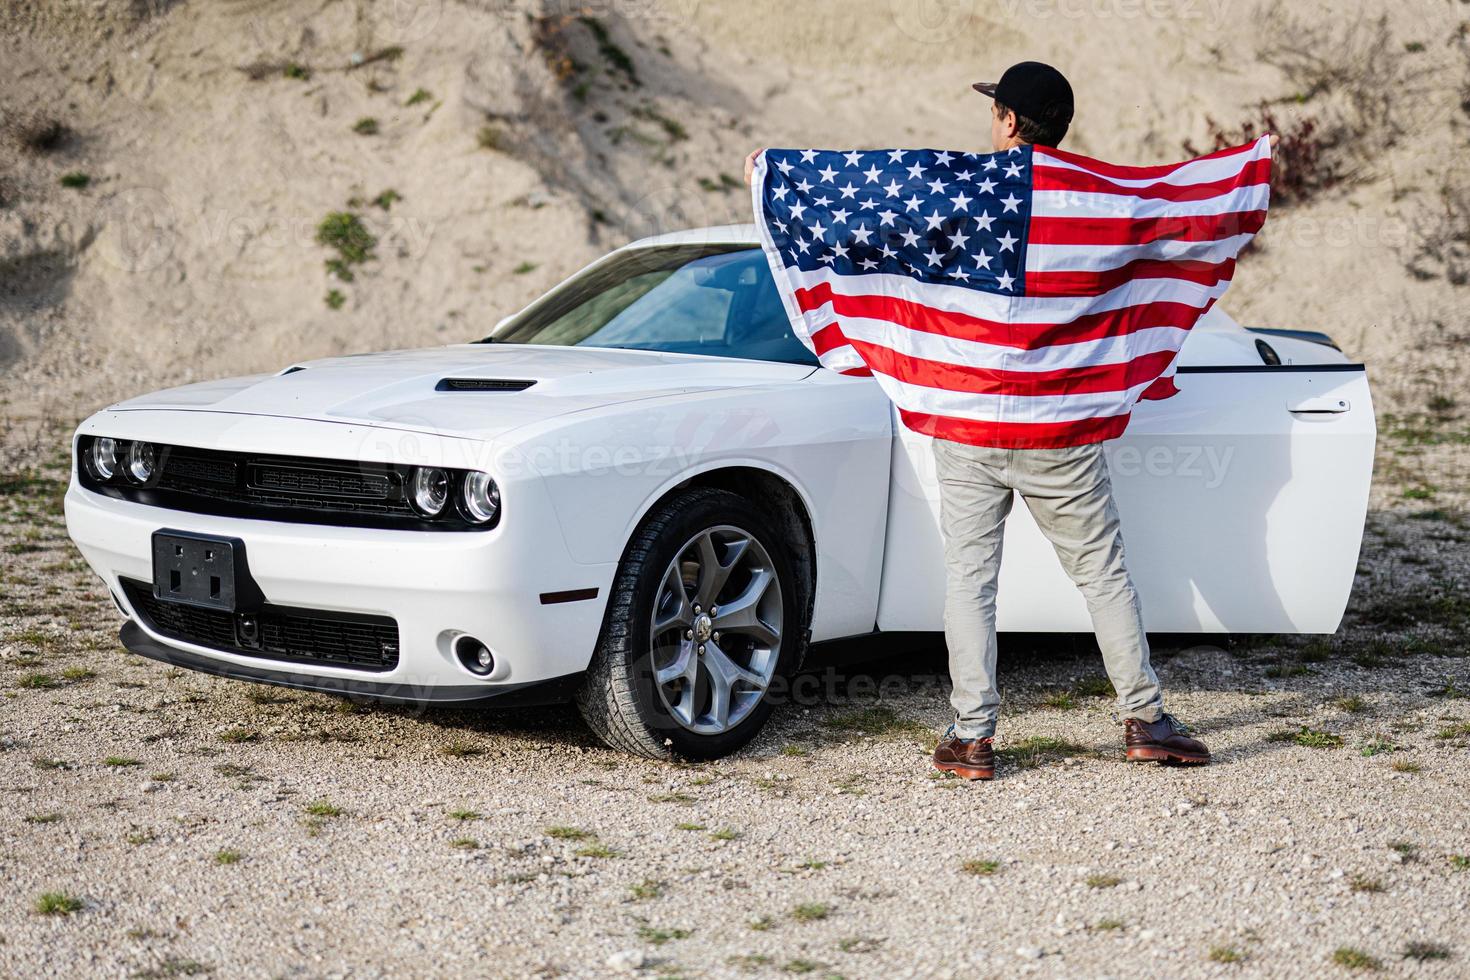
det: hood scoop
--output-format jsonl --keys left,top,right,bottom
{"left": 435, "top": 378, "right": 537, "bottom": 392}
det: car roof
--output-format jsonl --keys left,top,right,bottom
{"left": 622, "top": 224, "right": 760, "bottom": 251}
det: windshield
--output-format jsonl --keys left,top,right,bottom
{"left": 488, "top": 244, "right": 818, "bottom": 366}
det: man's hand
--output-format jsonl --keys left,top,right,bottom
{"left": 1268, "top": 134, "right": 1280, "bottom": 150}
{"left": 743, "top": 148, "right": 763, "bottom": 186}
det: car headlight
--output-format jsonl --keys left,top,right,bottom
{"left": 88, "top": 437, "right": 120, "bottom": 481}
{"left": 460, "top": 471, "right": 500, "bottom": 524}
{"left": 409, "top": 466, "right": 450, "bottom": 517}
{"left": 126, "top": 441, "right": 158, "bottom": 483}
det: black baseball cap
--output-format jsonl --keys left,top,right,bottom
{"left": 973, "top": 61, "right": 1074, "bottom": 134}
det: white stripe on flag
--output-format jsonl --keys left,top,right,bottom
{"left": 1030, "top": 184, "right": 1270, "bottom": 220}
{"left": 1025, "top": 232, "right": 1257, "bottom": 273}
{"left": 829, "top": 313, "right": 1190, "bottom": 373}
{"left": 1031, "top": 142, "right": 1266, "bottom": 188}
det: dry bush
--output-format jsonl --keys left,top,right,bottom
{"left": 1407, "top": 182, "right": 1470, "bottom": 286}
{"left": 3, "top": 112, "right": 72, "bottom": 154}
{"left": 1183, "top": 103, "right": 1340, "bottom": 207}
{"left": 1254, "top": 10, "right": 1404, "bottom": 126}
{"left": 1186, "top": 9, "right": 1428, "bottom": 209}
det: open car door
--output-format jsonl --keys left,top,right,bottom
{"left": 874, "top": 345, "right": 1375, "bottom": 634}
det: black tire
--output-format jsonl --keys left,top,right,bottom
{"left": 574, "top": 487, "right": 804, "bottom": 760}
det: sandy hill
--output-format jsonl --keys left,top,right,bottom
{"left": 1, "top": 0, "right": 1467, "bottom": 461}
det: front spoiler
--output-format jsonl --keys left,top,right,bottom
{"left": 119, "top": 620, "right": 581, "bottom": 707}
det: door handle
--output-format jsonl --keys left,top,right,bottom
{"left": 1287, "top": 397, "right": 1350, "bottom": 415}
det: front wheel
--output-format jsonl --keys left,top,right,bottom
{"left": 575, "top": 488, "right": 803, "bottom": 759}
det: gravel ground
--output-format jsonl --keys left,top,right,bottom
{"left": 1, "top": 432, "right": 1468, "bottom": 980}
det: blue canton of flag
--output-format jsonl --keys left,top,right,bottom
{"left": 757, "top": 146, "right": 1034, "bottom": 294}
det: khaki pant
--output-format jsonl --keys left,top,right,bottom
{"left": 932, "top": 438, "right": 1164, "bottom": 739}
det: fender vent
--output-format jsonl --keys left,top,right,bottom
{"left": 435, "top": 378, "right": 537, "bottom": 392}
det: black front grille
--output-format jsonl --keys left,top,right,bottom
{"left": 247, "top": 463, "right": 392, "bottom": 500}
{"left": 155, "top": 448, "right": 411, "bottom": 516}
{"left": 122, "top": 580, "right": 400, "bottom": 672}
{"left": 76, "top": 440, "right": 495, "bottom": 531}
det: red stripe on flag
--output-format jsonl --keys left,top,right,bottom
{"left": 1032, "top": 158, "right": 1271, "bottom": 202}
{"left": 809, "top": 320, "right": 852, "bottom": 357}
{"left": 849, "top": 339, "right": 1179, "bottom": 398}
{"left": 1034, "top": 139, "right": 1262, "bottom": 182}
{"left": 1026, "top": 258, "right": 1237, "bottom": 298}
{"left": 1028, "top": 210, "right": 1267, "bottom": 246}
{"left": 900, "top": 409, "right": 1132, "bottom": 449}
{"left": 795, "top": 282, "right": 1214, "bottom": 349}
{"left": 1139, "top": 375, "right": 1180, "bottom": 401}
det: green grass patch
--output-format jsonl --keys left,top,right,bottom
{"left": 439, "top": 739, "right": 483, "bottom": 758}
{"left": 574, "top": 842, "right": 617, "bottom": 859}
{"left": 961, "top": 858, "right": 1000, "bottom": 876}
{"left": 1275, "top": 727, "right": 1343, "bottom": 749}
{"left": 1208, "top": 946, "right": 1245, "bottom": 963}
{"left": 630, "top": 879, "right": 663, "bottom": 900}
{"left": 1360, "top": 736, "right": 1395, "bottom": 757}
{"left": 636, "top": 925, "right": 691, "bottom": 945}
{"left": 16, "top": 673, "right": 59, "bottom": 689}
{"left": 405, "top": 87, "right": 432, "bottom": 106}
{"left": 59, "top": 172, "right": 90, "bottom": 189}
{"left": 822, "top": 705, "right": 930, "bottom": 740}
{"left": 352, "top": 117, "right": 379, "bottom": 136}
{"left": 545, "top": 825, "right": 592, "bottom": 840}
{"left": 214, "top": 849, "right": 242, "bottom": 865}
{"left": 1331, "top": 946, "right": 1379, "bottom": 970}
{"left": 790, "top": 902, "right": 831, "bottom": 922}
{"left": 998, "top": 736, "right": 1088, "bottom": 769}
{"left": 35, "top": 891, "right": 83, "bottom": 915}
{"left": 316, "top": 211, "right": 376, "bottom": 282}
{"left": 303, "top": 800, "right": 343, "bottom": 818}
{"left": 103, "top": 756, "right": 141, "bottom": 767}
{"left": 1086, "top": 873, "right": 1122, "bottom": 889}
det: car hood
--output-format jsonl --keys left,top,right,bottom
{"left": 109, "top": 345, "right": 817, "bottom": 441}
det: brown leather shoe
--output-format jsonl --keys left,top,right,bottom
{"left": 933, "top": 727, "right": 996, "bottom": 780}
{"left": 1124, "top": 714, "right": 1210, "bottom": 765}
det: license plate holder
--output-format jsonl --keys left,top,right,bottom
{"left": 151, "top": 530, "right": 258, "bottom": 612}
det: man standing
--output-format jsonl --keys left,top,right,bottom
{"left": 746, "top": 62, "right": 1271, "bottom": 779}
{"left": 927, "top": 62, "right": 1210, "bottom": 780}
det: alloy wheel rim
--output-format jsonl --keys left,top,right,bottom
{"left": 648, "top": 525, "right": 783, "bottom": 735}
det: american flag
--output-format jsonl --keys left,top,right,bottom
{"left": 751, "top": 137, "right": 1272, "bottom": 448}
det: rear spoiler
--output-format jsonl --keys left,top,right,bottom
{"left": 1245, "top": 327, "right": 1341, "bottom": 351}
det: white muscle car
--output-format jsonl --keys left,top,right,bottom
{"left": 65, "top": 224, "right": 1375, "bottom": 758}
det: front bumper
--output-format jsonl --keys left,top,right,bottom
{"left": 67, "top": 473, "right": 617, "bottom": 695}
{"left": 118, "top": 621, "right": 580, "bottom": 705}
